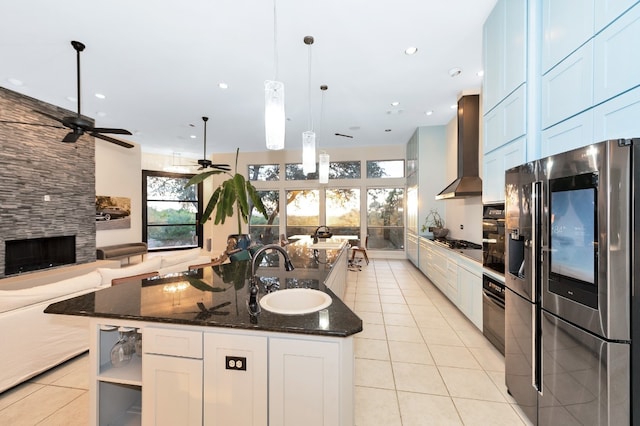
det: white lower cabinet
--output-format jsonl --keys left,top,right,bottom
{"left": 142, "top": 327, "right": 203, "bottom": 426}
{"left": 457, "top": 258, "right": 483, "bottom": 330}
{"left": 91, "top": 320, "right": 354, "bottom": 425}
{"left": 418, "top": 239, "right": 483, "bottom": 331}
{"left": 203, "top": 333, "right": 268, "bottom": 426}
{"left": 269, "top": 336, "right": 353, "bottom": 426}
{"left": 142, "top": 354, "right": 203, "bottom": 426}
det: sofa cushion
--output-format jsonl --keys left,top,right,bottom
{"left": 0, "top": 271, "right": 102, "bottom": 313}
{"left": 97, "top": 257, "right": 162, "bottom": 286}
{"left": 159, "top": 248, "right": 202, "bottom": 268}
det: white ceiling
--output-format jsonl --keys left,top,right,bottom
{"left": 0, "top": 0, "right": 496, "bottom": 159}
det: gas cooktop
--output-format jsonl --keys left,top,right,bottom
{"left": 432, "top": 238, "right": 482, "bottom": 250}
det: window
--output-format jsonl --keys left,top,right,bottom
{"left": 249, "top": 190, "right": 280, "bottom": 245}
{"left": 285, "top": 161, "right": 361, "bottom": 180}
{"left": 248, "top": 164, "right": 279, "bottom": 181}
{"left": 367, "top": 160, "right": 405, "bottom": 178}
{"left": 286, "top": 190, "right": 319, "bottom": 237}
{"left": 143, "top": 170, "right": 202, "bottom": 250}
{"left": 329, "top": 161, "right": 361, "bottom": 179}
{"left": 367, "top": 188, "right": 404, "bottom": 250}
{"left": 285, "top": 163, "right": 318, "bottom": 180}
{"left": 326, "top": 188, "right": 360, "bottom": 236}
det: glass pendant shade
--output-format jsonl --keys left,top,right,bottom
{"left": 265, "top": 80, "right": 285, "bottom": 150}
{"left": 302, "top": 131, "right": 316, "bottom": 174}
{"left": 318, "top": 152, "right": 330, "bottom": 183}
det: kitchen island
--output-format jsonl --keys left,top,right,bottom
{"left": 45, "top": 240, "right": 361, "bottom": 426}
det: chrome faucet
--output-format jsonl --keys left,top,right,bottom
{"left": 248, "top": 244, "right": 295, "bottom": 314}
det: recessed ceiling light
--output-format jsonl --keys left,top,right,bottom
{"left": 448, "top": 67, "right": 462, "bottom": 77}
{"left": 95, "top": 93, "right": 106, "bottom": 99}
{"left": 66, "top": 96, "right": 77, "bottom": 103}
{"left": 218, "top": 82, "right": 228, "bottom": 89}
{"left": 190, "top": 135, "right": 197, "bottom": 139}
{"left": 425, "top": 110, "right": 433, "bottom": 116}
{"left": 476, "top": 70, "right": 484, "bottom": 77}
{"left": 7, "top": 78, "right": 23, "bottom": 86}
{"left": 450, "top": 104, "right": 458, "bottom": 109}
{"left": 404, "top": 47, "right": 418, "bottom": 55}
{"left": 391, "top": 101, "right": 400, "bottom": 107}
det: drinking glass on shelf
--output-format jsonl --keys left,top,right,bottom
{"left": 110, "top": 327, "right": 135, "bottom": 367}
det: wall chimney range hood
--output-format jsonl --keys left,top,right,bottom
{"left": 435, "top": 94, "right": 482, "bottom": 200}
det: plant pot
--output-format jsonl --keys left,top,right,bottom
{"left": 431, "top": 228, "right": 449, "bottom": 238}
{"left": 226, "top": 234, "right": 252, "bottom": 253}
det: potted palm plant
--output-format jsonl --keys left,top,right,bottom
{"left": 420, "top": 209, "right": 449, "bottom": 238}
{"left": 186, "top": 148, "right": 268, "bottom": 251}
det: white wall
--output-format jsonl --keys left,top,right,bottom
{"left": 442, "top": 117, "right": 483, "bottom": 244}
{"left": 95, "top": 139, "right": 142, "bottom": 247}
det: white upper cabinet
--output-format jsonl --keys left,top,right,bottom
{"left": 593, "top": 86, "right": 640, "bottom": 141}
{"left": 542, "top": 0, "right": 595, "bottom": 73}
{"left": 594, "top": 0, "right": 640, "bottom": 32}
{"left": 482, "top": 0, "right": 528, "bottom": 202}
{"left": 483, "top": 0, "right": 527, "bottom": 113}
{"left": 541, "top": 42, "right": 594, "bottom": 128}
{"left": 593, "top": 4, "right": 640, "bottom": 104}
{"left": 484, "top": 84, "right": 527, "bottom": 153}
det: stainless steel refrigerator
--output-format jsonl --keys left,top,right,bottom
{"left": 504, "top": 139, "right": 638, "bottom": 425}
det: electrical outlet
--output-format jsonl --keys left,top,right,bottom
{"left": 225, "top": 356, "right": 247, "bottom": 371}
{"left": 459, "top": 224, "right": 464, "bottom": 230}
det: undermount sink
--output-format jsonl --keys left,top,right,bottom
{"left": 259, "top": 288, "right": 332, "bottom": 315}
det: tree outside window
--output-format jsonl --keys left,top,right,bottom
{"left": 367, "top": 188, "right": 405, "bottom": 250}
{"left": 143, "top": 171, "right": 202, "bottom": 250}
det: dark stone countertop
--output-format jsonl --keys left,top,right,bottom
{"left": 45, "top": 241, "right": 362, "bottom": 338}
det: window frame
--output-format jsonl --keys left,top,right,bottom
{"left": 142, "top": 169, "right": 203, "bottom": 252}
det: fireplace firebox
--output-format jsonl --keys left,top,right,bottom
{"left": 5, "top": 236, "right": 76, "bottom": 275}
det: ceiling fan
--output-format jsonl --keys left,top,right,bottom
{"left": 0, "top": 40, "right": 134, "bottom": 149}
{"left": 193, "top": 116, "right": 230, "bottom": 171}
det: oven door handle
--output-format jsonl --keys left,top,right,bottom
{"left": 482, "top": 290, "right": 505, "bottom": 309}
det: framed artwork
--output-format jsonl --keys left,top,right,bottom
{"left": 96, "top": 196, "right": 131, "bottom": 230}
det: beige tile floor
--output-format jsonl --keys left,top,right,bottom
{"left": 0, "top": 259, "right": 532, "bottom": 425}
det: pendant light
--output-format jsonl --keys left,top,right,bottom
{"left": 318, "top": 85, "right": 330, "bottom": 184}
{"left": 302, "top": 36, "right": 316, "bottom": 174}
{"left": 265, "top": 0, "right": 285, "bottom": 150}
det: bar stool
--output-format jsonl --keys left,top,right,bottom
{"left": 350, "top": 236, "right": 369, "bottom": 265}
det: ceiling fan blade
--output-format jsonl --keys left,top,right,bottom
{"left": 62, "top": 131, "right": 81, "bottom": 143}
{"left": 33, "top": 110, "right": 67, "bottom": 125}
{"left": 91, "top": 127, "right": 133, "bottom": 135}
{"left": 211, "top": 164, "right": 231, "bottom": 171}
{"left": 90, "top": 132, "right": 134, "bottom": 148}
{"left": 0, "top": 120, "right": 66, "bottom": 130}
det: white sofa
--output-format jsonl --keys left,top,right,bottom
{"left": 0, "top": 248, "right": 211, "bottom": 393}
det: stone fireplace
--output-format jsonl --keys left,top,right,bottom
{"left": 0, "top": 87, "right": 96, "bottom": 278}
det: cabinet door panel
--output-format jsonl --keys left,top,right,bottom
{"left": 542, "top": 42, "right": 594, "bottom": 129}
{"left": 503, "top": 84, "right": 527, "bottom": 143}
{"left": 269, "top": 338, "right": 341, "bottom": 426}
{"left": 542, "top": 0, "right": 595, "bottom": 73}
{"left": 142, "top": 354, "right": 203, "bottom": 426}
{"left": 541, "top": 110, "right": 595, "bottom": 158}
{"left": 203, "top": 333, "right": 268, "bottom": 426}
{"left": 483, "top": 1, "right": 504, "bottom": 112}
{"left": 593, "top": 86, "right": 640, "bottom": 141}
{"left": 594, "top": 0, "right": 639, "bottom": 32}
{"left": 483, "top": 137, "right": 526, "bottom": 203}
{"left": 503, "top": 0, "right": 527, "bottom": 95}
{"left": 593, "top": 4, "right": 640, "bottom": 103}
